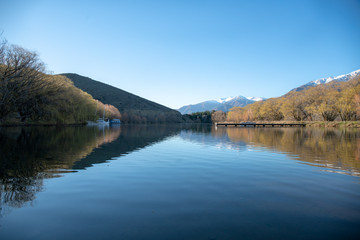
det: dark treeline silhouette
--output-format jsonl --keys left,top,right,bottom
{"left": 183, "top": 111, "right": 213, "bottom": 123}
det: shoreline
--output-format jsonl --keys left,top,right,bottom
{"left": 215, "top": 121, "right": 360, "bottom": 128}
{"left": 1, "top": 121, "right": 360, "bottom": 128}
{"left": 0, "top": 122, "right": 87, "bottom": 127}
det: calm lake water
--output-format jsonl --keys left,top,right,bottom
{"left": 0, "top": 125, "right": 359, "bottom": 240}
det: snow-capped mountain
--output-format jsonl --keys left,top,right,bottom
{"left": 292, "top": 69, "right": 360, "bottom": 92}
{"left": 178, "top": 69, "right": 359, "bottom": 114}
{"left": 178, "top": 95, "right": 265, "bottom": 114}
{"left": 246, "top": 96, "right": 266, "bottom": 101}
{"left": 216, "top": 96, "right": 236, "bottom": 103}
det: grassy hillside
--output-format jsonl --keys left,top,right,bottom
{"left": 61, "top": 73, "right": 185, "bottom": 123}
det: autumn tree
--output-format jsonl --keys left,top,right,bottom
{"left": 94, "top": 100, "right": 121, "bottom": 119}
{"left": 260, "top": 99, "right": 284, "bottom": 121}
{"left": 227, "top": 107, "right": 244, "bottom": 122}
{"left": 247, "top": 101, "right": 264, "bottom": 120}
{"left": 336, "top": 87, "right": 356, "bottom": 121}
{"left": 226, "top": 73, "right": 360, "bottom": 122}
{"left": 281, "top": 92, "right": 308, "bottom": 121}
{"left": 354, "top": 93, "right": 360, "bottom": 119}
{"left": 0, "top": 41, "right": 48, "bottom": 121}
{"left": 317, "top": 90, "right": 338, "bottom": 121}
{"left": 211, "top": 110, "right": 226, "bottom": 123}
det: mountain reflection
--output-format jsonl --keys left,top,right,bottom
{"left": 0, "top": 125, "right": 181, "bottom": 215}
{"left": 183, "top": 126, "right": 360, "bottom": 176}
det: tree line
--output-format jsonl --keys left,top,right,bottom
{"left": 215, "top": 76, "right": 360, "bottom": 123}
{"left": 183, "top": 111, "right": 213, "bottom": 123}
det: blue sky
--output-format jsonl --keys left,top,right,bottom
{"left": 1, "top": 0, "right": 359, "bottom": 109}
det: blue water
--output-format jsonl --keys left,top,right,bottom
{"left": 0, "top": 125, "right": 359, "bottom": 239}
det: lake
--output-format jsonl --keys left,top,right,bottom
{"left": 0, "top": 125, "right": 359, "bottom": 240}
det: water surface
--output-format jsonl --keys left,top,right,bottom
{"left": 0, "top": 125, "right": 359, "bottom": 239}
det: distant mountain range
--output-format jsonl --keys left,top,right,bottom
{"left": 179, "top": 69, "right": 360, "bottom": 114}
{"left": 291, "top": 69, "right": 360, "bottom": 92}
{"left": 178, "top": 96, "right": 266, "bottom": 114}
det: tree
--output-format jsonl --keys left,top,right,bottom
{"left": 302, "top": 87, "right": 323, "bottom": 121}
{"left": 227, "top": 107, "right": 244, "bottom": 122}
{"left": 211, "top": 110, "right": 226, "bottom": 123}
{"left": 337, "top": 87, "right": 356, "bottom": 121}
{"left": 354, "top": 93, "right": 360, "bottom": 119}
{"left": 248, "top": 101, "right": 264, "bottom": 121}
{"left": 281, "top": 92, "right": 308, "bottom": 121}
{"left": 260, "top": 99, "right": 284, "bottom": 121}
{"left": 0, "top": 41, "right": 47, "bottom": 121}
{"left": 318, "top": 90, "right": 338, "bottom": 121}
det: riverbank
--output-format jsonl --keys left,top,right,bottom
{"left": 2, "top": 121, "right": 360, "bottom": 128}
{"left": 215, "top": 121, "right": 360, "bottom": 128}
{"left": 304, "top": 121, "right": 360, "bottom": 128}
{"left": 0, "top": 121, "right": 87, "bottom": 127}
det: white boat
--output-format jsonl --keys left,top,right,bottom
{"left": 87, "top": 118, "right": 109, "bottom": 126}
{"left": 87, "top": 104, "right": 110, "bottom": 126}
{"left": 96, "top": 118, "right": 109, "bottom": 125}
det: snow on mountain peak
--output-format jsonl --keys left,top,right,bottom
{"left": 178, "top": 95, "right": 265, "bottom": 114}
{"left": 246, "top": 97, "right": 264, "bottom": 101}
{"left": 215, "top": 96, "right": 264, "bottom": 103}
{"left": 309, "top": 69, "right": 360, "bottom": 86}
{"left": 216, "top": 96, "right": 235, "bottom": 103}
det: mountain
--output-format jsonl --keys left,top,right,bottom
{"left": 178, "top": 96, "right": 265, "bottom": 114}
{"left": 292, "top": 69, "right": 360, "bottom": 92}
{"left": 61, "top": 73, "right": 185, "bottom": 123}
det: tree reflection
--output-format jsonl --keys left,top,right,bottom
{"left": 2, "top": 125, "right": 358, "bottom": 217}
{"left": 0, "top": 126, "right": 121, "bottom": 216}
{"left": 213, "top": 127, "right": 360, "bottom": 176}
{"left": 0, "top": 125, "right": 182, "bottom": 216}
{"left": 183, "top": 126, "right": 360, "bottom": 175}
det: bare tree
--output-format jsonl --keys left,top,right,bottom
{"left": 0, "top": 35, "right": 6, "bottom": 59}
{"left": 211, "top": 110, "right": 226, "bottom": 123}
{"left": 0, "top": 40, "right": 48, "bottom": 121}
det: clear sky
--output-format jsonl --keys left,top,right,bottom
{"left": 1, "top": 0, "right": 359, "bottom": 109}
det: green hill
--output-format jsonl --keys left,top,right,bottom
{"left": 61, "top": 73, "right": 185, "bottom": 123}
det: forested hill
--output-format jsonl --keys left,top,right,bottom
{"left": 61, "top": 73, "right": 184, "bottom": 123}
{"left": 226, "top": 74, "right": 360, "bottom": 122}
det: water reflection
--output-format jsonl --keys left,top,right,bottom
{"left": 72, "top": 124, "right": 182, "bottom": 169}
{"left": 1, "top": 125, "right": 359, "bottom": 218}
{"left": 0, "top": 125, "right": 359, "bottom": 239}
{"left": 0, "top": 125, "right": 181, "bottom": 216}
{"left": 182, "top": 126, "right": 360, "bottom": 176}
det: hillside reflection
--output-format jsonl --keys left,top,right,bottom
{"left": 209, "top": 127, "right": 360, "bottom": 176}
{"left": 0, "top": 125, "right": 181, "bottom": 215}
{"left": 1, "top": 125, "right": 359, "bottom": 217}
